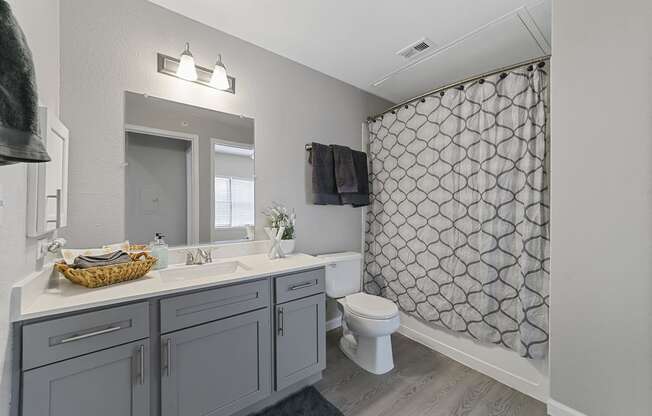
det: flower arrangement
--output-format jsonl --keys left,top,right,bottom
{"left": 263, "top": 202, "right": 296, "bottom": 240}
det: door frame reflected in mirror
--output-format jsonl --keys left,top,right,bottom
{"left": 124, "top": 124, "right": 200, "bottom": 245}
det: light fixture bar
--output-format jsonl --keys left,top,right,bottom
{"left": 157, "top": 53, "right": 236, "bottom": 94}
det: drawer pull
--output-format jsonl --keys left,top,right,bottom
{"left": 138, "top": 344, "right": 145, "bottom": 385}
{"left": 162, "top": 339, "right": 172, "bottom": 377}
{"left": 59, "top": 325, "right": 122, "bottom": 344}
{"left": 289, "top": 281, "right": 315, "bottom": 291}
{"left": 278, "top": 308, "right": 284, "bottom": 336}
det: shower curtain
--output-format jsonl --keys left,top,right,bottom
{"left": 364, "top": 64, "right": 549, "bottom": 359}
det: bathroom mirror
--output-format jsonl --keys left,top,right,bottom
{"left": 124, "top": 92, "right": 254, "bottom": 246}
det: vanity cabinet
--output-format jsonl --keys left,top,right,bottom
{"left": 160, "top": 308, "right": 271, "bottom": 416}
{"left": 22, "top": 340, "right": 149, "bottom": 416}
{"left": 275, "top": 293, "right": 326, "bottom": 390}
{"left": 15, "top": 266, "right": 326, "bottom": 416}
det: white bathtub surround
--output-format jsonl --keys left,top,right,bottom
{"left": 11, "top": 248, "right": 327, "bottom": 322}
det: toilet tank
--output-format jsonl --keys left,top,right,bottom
{"left": 316, "top": 252, "right": 362, "bottom": 298}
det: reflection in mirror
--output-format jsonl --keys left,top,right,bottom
{"left": 124, "top": 92, "right": 254, "bottom": 247}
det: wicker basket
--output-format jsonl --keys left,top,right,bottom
{"left": 55, "top": 252, "right": 158, "bottom": 288}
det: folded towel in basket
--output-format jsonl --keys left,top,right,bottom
{"left": 73, "top": 251, "right": 132, "bottom": 269}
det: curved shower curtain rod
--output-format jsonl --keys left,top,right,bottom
{"left": 367, "top": 54, "right": 551, "bottom": 122}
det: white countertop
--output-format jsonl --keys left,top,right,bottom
{"left": 11, "top": 253, "right": 329, "bottom": 322}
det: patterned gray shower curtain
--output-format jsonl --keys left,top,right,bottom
{"left": 364, "top": 64, "right": 549, "bottom": 359}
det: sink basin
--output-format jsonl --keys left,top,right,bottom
{"left": 159, "top": 261, "right": 250, "bottom": 282}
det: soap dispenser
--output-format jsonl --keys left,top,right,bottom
{"left": 150, "top": 233, "right": 169, "bottom": 270}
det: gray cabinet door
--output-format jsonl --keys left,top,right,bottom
{"left": 161, "top": 308, "right": 271, "bottom": 416}
{"left": 275, "top": 293, "right": 326, "bottom": 391}
{"left": 22, "top": 340, "right": 149, "bottom": 416}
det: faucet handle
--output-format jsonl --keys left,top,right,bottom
{"left": 185, "top": 251, "right": 195, "bottom": 265}
{"left": 205, "top": 248, "right": 213, "bottom": 263}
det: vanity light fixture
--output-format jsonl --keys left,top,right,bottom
{"left": 176, "top": 42, "right": 198, "bottom": 81}
{"left": 157, "top": 44, "right": 236, "bottom": 94}
{"left": 210, "top": 54, "right": 229, "bottom": 90}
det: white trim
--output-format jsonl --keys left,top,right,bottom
{"left": 397, "top": 314, "right": 549, "bottom": 402}
{"left": 124, "top": 124, "right": 200, "bottom": 244}
{"left": 212, "top": 137, "right": 254, "bottom": 150}
{"left": 326, "top": 316, "right": 342, "bottom": 332}
{"left": 27, "top": 107, "right": 70, "bottom": 238}
{"left": 547, "top": 399, "right": 589, "bottom": 416}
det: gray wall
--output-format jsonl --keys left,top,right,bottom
{"left": 550, "top": 1, "right": 652, "bottom": 415}
{"left": 0, "top": 1, "right": 60, "bottom": 415}
{"left": 126, "top": 132, "right": 189, "bottom": 246}
{"left": 124, "top": 92, "right": 254, "bottom": 243}
{"left": 61, "top": 0, "right": 391, "bottom": 254}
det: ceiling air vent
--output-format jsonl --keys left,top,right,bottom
{"left": 396, "top": 37, "right": 436, "bottom": 60}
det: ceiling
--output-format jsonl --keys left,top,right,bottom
{"left": 148, "top": 0, "right": 550, "bottom": 103}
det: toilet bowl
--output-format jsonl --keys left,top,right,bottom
{"left": 317, "top": 252, "right": 400, "bottom": 375}
{"left": 337, "top": 293, "right": 400, "bottom": 374}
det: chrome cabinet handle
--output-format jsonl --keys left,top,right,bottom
{"left": 137, "top": 344, "right": 145, "bottom": 385}
{"left": 59, "top": 325, "right": 122, "bottom": 344}
{"left": 289, "top": 281, "right": 315, "bottom": 291}
{"left": 162, "top": 339, "right": 171, "bottom": 377}
{"left": 278, "top": 308, "right": 284, "bottom": 336}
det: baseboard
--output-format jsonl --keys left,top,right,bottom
{"left": 398, "top": 317, "right": 548, "bottom": 403}
{"left": 547, "top": 399, "right": 588, "bottom": 416}
{"left": 326, "top": 316, "right": 342, "bottom": 331}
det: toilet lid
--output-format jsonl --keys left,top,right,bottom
{"left": 345, "top": 293, "right": 399, "bottom": 320}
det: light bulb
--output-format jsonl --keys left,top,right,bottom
{"left": 210, "top": 54, "right": 230, "bottom": 90}
{"left": 176, "top": 42, "right": 197, "bottom": 81}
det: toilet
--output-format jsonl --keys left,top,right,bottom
{"left": 317, "top": 252, "right": 400, "bottom": 375}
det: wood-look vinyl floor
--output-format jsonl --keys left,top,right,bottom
{"left": 315, "top": 330, "right": 546, "bottom": 416}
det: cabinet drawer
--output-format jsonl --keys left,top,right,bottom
{"left": 22, "top": 302, "right": 149, "bottom": 370}
{"left": 160, "top": 279, "right": 269, "bottom": 333}
{"left": 274, "top": 268, "right": 325, "bottom": 304}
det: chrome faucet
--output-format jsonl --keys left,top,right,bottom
{"left": 185, "top": 248, "right": 213, "bottom": 265}
{"left": 196, "top": 248, "right": 212, "bottom": 264}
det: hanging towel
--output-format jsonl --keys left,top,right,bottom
{"left": 0, "top": 0, "right": 50, "bottom": 165}
{"left": 340, "top": 150, "right": 370, "bottom": 207}
{"left": 331, "top": 145, "right": 358, "bottom": 193}
{"left": 310, "top": 142, "right": 341, "bottom": 205}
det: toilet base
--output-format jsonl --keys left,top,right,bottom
{"left": 338, "top": 332, "right": 395, "bottom": 375}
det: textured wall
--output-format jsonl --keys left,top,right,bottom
{"left": 550, "top": 1, "right": 652, "bottom": 415}
{"left": 0, "top": 1, "right": 60, "bottom": 414}
{"left": 60, "top": 0, "right": 391, "bottom": 253}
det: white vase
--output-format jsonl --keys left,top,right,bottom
{"left": 279, "top": 239, "right": 295, "bottom": 255}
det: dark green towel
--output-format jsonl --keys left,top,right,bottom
{"left": 0, "top": 0, "right": 50, "bottom": 165}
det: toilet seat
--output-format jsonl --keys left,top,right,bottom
{"left": 344, "top": 293, "right": 398, "bottom": 320}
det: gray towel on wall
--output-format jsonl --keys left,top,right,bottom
{"left": 310, "top": 142, "right": 341, "bottom": 205}
{"left": 340, "top": 150, "right": 370, "bottom": 207}
{"left": 331, "top": 145, "right": 358, "bottom": 193}
{"left": 0, "top": 0, "right": 50, "bottom": 165}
